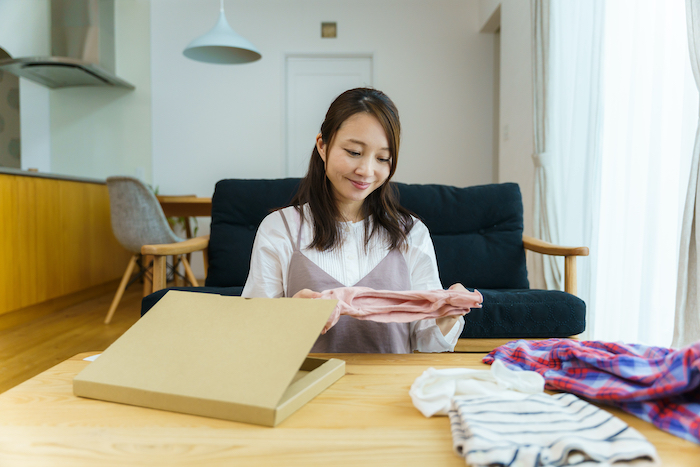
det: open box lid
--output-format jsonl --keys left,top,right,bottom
{"left": 74, "top": 290, "right": 339, "bottom": 411}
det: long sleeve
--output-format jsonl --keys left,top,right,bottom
{"left": 241, "top": 212, "right": 293, "bottom": 299}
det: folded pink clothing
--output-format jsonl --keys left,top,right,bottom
{"left": 316, "top": 287, "right": 483, "bottom": 334}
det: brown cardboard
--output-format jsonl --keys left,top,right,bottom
{"left": 73, "top": 290, "right": 345, "bottom": 426}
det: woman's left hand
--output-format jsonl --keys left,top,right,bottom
{"left": 292, "top": 288, "right": 322, "bottom": 299}
{"left": 435, "top": 283, "right": 467, "bottom": 335}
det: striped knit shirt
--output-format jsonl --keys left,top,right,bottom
{"left": 448, "top": 392, "right": 659, "bottom": 466}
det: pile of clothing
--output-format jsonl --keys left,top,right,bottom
{"left": 410, "top": 338, "right": 700, "bottom": 466}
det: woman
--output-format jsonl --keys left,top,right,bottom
{"left": 242, "top": 88, "right": 466, "bottom": 353}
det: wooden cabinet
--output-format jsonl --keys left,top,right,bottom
{"left": 0, "top": 172, "right": 131, "bottom": 317}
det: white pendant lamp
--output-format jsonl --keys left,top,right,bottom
{"left": 183, "top": 0, "right": 261, "bottom": 64}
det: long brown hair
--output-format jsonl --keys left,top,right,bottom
{"left": 290, "top": 88, "right": 415, "bottom": 251}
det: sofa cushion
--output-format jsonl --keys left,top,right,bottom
{"left": 141, "top": 287, "right": 585, "bottom": 339}
{"left": 461, "top": 289, "right": 586, "bottom": 338}
{"left": 206, "top": 178, "right": 301, "bottom": 287}
{"left": 395, "top": 182, "right": 529, "bottom": 290}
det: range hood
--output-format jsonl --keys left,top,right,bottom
{"left": 0, "top": 0, "right": 134, "bottom": 90}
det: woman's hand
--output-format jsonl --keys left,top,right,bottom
{"left": 435, "top": 283, "right": 467, "bottom": 335}
{"left": 292, "top": 288, "right": 322, "bottom": 299}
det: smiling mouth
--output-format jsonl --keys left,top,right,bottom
{"left": 350, "top": 180, "right": 371, "bottom": 190}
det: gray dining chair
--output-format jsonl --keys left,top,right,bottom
{"left": 104, "top": 176, "right": 198, "bottom": 324}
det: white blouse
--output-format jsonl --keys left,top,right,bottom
{"left": 242, "top": 206, "right": 464, "bottom": 352}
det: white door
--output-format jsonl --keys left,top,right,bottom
{"left": 285, "top": 55, "right": 373, "bottom": 177}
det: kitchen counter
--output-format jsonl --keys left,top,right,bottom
{"left": 0, "top": 170, "right": 130, "bottom": 318}
{"left": 0, "top": 167, "right": 105, "bottom": 184}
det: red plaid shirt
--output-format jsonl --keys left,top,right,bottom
{"left": 483, "top": 339, "right": 700, "bottom": 444}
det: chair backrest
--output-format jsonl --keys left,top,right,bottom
{"left": 206, "top": 179, "right": 528, "bottom": 290}
{"left": 207, "top": 178, "right": 301, "bottom": 287}
{"left": 106, "top": 176, "right": 183, "bottom": 254}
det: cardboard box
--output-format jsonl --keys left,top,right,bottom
{"left": 73, "top": 291, "right": 345, "bottom": 426}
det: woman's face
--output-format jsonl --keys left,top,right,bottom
{"left": 316, "top": 112, "right": 392, "bottom": 220}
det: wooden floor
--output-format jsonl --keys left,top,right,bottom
{"left": 0, "top": 285, "right": 142, "bottom": 394}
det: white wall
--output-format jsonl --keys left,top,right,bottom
{"left": 479, "top": 0, "right": 534, "bottom": 237}
{"left": 479, "top": 0, "right": 501, "bottom": 32}
{"left": 0, "top": 0, "right": 51, "bottom": 172}
{"left": 50, "top": 0, "right": 152, "bottom": 182}
{"left": 497, "top": 0, "right": 534, "bottom": 239}
{"left": 478, "top": 0, "right": 537, "bottom": 284}
{"left": 0, "top": 0, "right": 50, "bottom": 57}
{"left": 0, "top": 0, "right": 151, "bottom": 179}
{"left": 151, "top": 0, "right": 495, "bottom": 197}
{"left": 478, "top": 1, "right": 534, "bottom": 227}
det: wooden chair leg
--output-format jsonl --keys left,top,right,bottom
{"left": 152, "top": 255, "right": 167, "bottom": 293}
{"left": 184, "top": 217, "right": 193, "bottom": 266}
{"left": 182, "top": 257, "right": 199, "bottom": 287}
{"left": 173, "top": 255, "right": 183, "bottom": 287}
{"left": 202, "top": 247, "right": 209, "bottom": 281}
{"left": 142, "top": 254, "right": 153, "bottom": 297}
{"left": 105, "top": 255, "right": 138, "bottom": 324}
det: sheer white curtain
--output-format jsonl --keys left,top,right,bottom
{"left": 531, "top": 0, "right": 564, "bottom": 291}
{"left": 673, "top": 0, "right": 700, "bottom": 348}
{"left": 548, "top": 0, "right": 605, "bottom": 335}
{"left": 548, "top": 0, "right": 698, "bottom": 346}
{"left": 592, "top": 0, "right": 697, "bottom": 346}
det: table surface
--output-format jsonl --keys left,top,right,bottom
{"left": 157, "top": 195, "right": 212, "bottom": 218}
{"left": 0, "top": 352, "right": 697, "bottom": 466}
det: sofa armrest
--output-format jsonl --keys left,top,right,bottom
{"left": 522, "top": 235, "right": 589, "bottom": 257}
{"left": 522, "top": 234, "right": 589, "bottom": 296}
{"left": 141, "top": 235, "right": 210, "bottom": 293}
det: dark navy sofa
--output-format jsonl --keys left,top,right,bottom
{"left": 142, "top": 179, "right": 586, "bottom": 351}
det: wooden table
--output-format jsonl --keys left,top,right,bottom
{"left": 156, "top": 195, "right": 212, "bottom": 218}
{"left": 0, "top": 353, "right": 697, "bottom": 466}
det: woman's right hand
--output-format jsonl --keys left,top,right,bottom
{"left": 292, "top": 288, "right": 322, "bottom": 299}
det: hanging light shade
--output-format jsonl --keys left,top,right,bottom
{"left": 183, "top": 0, "right": 261, "bottom": 64}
